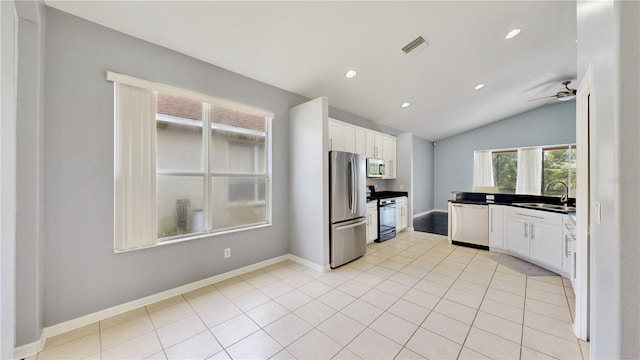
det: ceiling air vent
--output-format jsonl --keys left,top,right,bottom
{"left": 402, "top": 36, "right": 428, "bottom": 54}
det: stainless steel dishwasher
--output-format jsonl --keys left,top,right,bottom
{"left": 449, "top": 203, "right": 489, "bottom": 247}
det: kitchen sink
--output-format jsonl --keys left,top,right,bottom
{"left": 513, "top": 203, "right": 576, "bottom": 212}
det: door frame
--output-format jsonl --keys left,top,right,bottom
{"left": 574, "top": 63, "right": 593, "bottom": 340}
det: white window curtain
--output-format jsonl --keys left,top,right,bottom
{"left": 473, "top": 150, "right": 494, "bottom": 188}
{"left": 114, "top": 83, "right": 157, "bottom": 251}
{"left": 516, "top": 147, "right": 543, "bottom": 195}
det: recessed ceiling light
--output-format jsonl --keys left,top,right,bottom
{"left": 474, "top": 83, "right": 485, "bottom": 90}
{"left": 505, "top": 28, "right": 521, "bottom": 39}
{"left": 401, "top": 102, "right": 411, "bottom": 108}
{"left": 345, "top": 69, "right": 357, "bottom": 78}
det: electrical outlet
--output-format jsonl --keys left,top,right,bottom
{"left": 399, "top": 184, "right": 404, "bottom": 190}
{"left": 224, "top": 248, "right": 231, "bottom": 258}
{"left": 594, "top": 202, "right": 601, "bottom": 225}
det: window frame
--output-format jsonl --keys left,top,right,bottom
{"left": 492, "top": 150, "right": 518, "bottom": 193}
{"left": 109, "top": 71, "right": 274, "bottom": 250}
{"left": 541, "top": 145, "right": 576, "bottom": 197}
{"left": 486, "top": 143, "right": 576, "bottom": 197}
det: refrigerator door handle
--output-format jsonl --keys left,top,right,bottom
{"left": 335, "top": 220, "right": 368, "bottom": 231}
{"left": 347, "top": 160, "right": 353, "bottom": 212}
{"left": 351, "top": 157, "right": 357, "bottom": 215}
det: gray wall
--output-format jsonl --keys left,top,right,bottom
{"left": 433, "top": 101, "right": 576, "bottom": 210}
{"left": 577, "top": 1, "right": 640, "bottom": 358}
{"left": 41, "top": 8, "right": 307, "bottom": 328}
{"left": 1, "top": 1, "right": 17, "bottom": 356}
{"left": 16, "top": 13, "right": 46, "bottom": 346}
{"left": 412, "top": 135, "right": 434, "bottom": 215}
{"left": 618, "top": 3, "right": 640, "bottom": 357}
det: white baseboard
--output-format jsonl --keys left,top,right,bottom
{"left": 412, "top": 209, "right": 448, "bottom": 218}
{"left": 16, "top": 253, "right": 299, "bottom": 359}
{"left": 14, "top": 336, "right": 45, "bottom": 360}
{"left": 287, "top": 254, "right": 329, "bottom": 272}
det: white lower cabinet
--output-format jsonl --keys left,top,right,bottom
{"left": 488, "top": 205, "right": 506, "bottom": 249}
{"left": 366, "top": 201, "right": 378, "bottom": 244}
{"left": 529, "top": 214, "right": 563, "bottom": 271}
{"left": 395, "top": 197, "right": 408, "bottom": 232}
{"left": 562, "top": 218, "right": 576, "bottom": 280}
{"left": 505, "top": 212, "right": 530, "bottom": 258}
{"left": 504, "top": 207, "right": 564, "bottom": 274}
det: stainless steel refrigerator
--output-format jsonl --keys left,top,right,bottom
{"left": 329, "top": 151, "right": 367, "bottom": 268}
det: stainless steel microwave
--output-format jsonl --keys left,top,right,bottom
{"left": 366, "top": 158, "right": 385, "bottom": 178}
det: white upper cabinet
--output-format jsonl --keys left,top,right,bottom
{"left": 366, "top": 130, "right": 385, "bottom": 158}
{"left": 365, "top": 130, "right": 376, "bottom": 157}
{"left": 382, "top": 135, "right": 397, "bottom": 179}
{"left": 343, "top": 124, "right": 356, "bottom": 153}
{"left": 354, "top": 127, "right": 366, "bottom": 155}
{"left": 328, "top": 120, "right": 344, "bottom": 152}
{"left": 330, "top": 119, "right": 397, "bottom": 177}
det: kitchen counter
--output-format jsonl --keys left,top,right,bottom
{"left": 367, "top": 190, "right": 408, "bottom": 202}
{"left": 449, "top": 191, "right": 576, "bottom": 215}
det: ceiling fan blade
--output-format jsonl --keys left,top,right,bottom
{"left": 528, "top": 95, "right": 557, "bottom": 102}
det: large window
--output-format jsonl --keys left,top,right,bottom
{"left": 489, "top": 145, "right": 576, "bottom": 196}
{"left": 110, "top": 72, "right": 273, "bottom": 251}
{"left": 492, "top": 150, "right": 517, "bottom": 193}
{"left": 156, "top": 94, "right": 269, "bottom": 241}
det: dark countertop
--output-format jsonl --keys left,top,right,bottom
{"left": 367, "top": 190, "right": 408, "bottom": 202}
{"left": 449, "top": 191, "right": 576, "bottom": 215}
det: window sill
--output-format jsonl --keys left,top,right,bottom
{"left": 227, "top": 200, "right": 266, "bottom": 207}
{"left": 114, "top": 222, "right": 272, "bottom": 253}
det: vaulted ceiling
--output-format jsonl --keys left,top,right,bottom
{"left": 46, "top": 1, "right": 577, "bottom": 141}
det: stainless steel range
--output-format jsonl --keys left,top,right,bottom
{"left": 377, "top": 198, "right": 396, "bottom": 242}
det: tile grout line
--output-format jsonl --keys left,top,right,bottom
{"left": 39, "top": 233, "right": 581, "bottom": 360}
{"left": 454, "top": 249, "right": 500, "bottom": 359}
{"left": 520, "top": 275, "right": 529, "bottom": 359}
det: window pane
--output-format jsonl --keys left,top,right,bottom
{"left": 156, "top": 94, "right": 203, "bottom": 172}
{"left": 157, "top": 175, "right": 204, "bottom": 239}
{"left": 211, "top": 176, "right": 267, "bottom": 230}
{"left": 542, "top": 148, "right": 571, "bottom": 196}
{"left": 492, "top": 152, "right": 517, "bottom": 193}
{"left": 569, "top": 147, "right": 577, "bottom": 193}
{"left": 209, "top": 107, "right": 266, "bottom": 173}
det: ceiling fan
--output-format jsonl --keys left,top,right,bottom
{"left": 528, "top": 80, "right": 577, "bottom": 103}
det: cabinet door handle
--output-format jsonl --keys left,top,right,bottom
{"left": 524, "top": 222, "right": 528, "bottom": 237}
{"left": 531, "top": 224, "right": 535, "bottom": 239}
{"left": 490, "top": 208, "right": 494, "bottom": 233}
{"left": 565, "top": 235, "right": 571, "bottom": 256}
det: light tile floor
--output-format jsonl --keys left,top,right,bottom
{"left": 33, "top": 231, "right": 590, "bottom": 359}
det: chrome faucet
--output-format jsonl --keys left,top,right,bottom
{"left": 545, "top": 180, "right": 569, "bottom": 204}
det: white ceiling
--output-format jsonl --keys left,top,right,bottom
{"left": 46, "top": 1, "right": 577, "bottom": 141}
